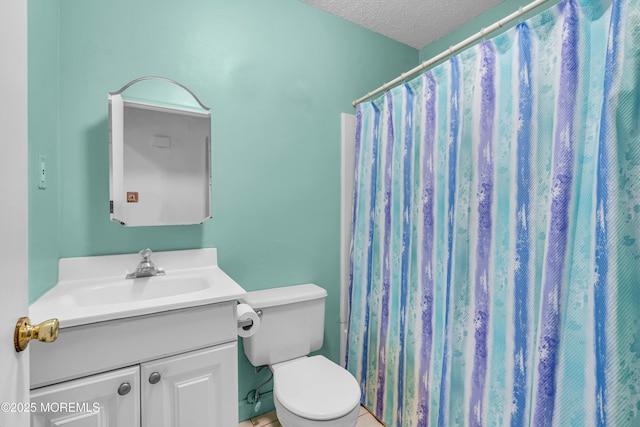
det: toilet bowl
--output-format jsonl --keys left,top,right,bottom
{"left": 271, "top": 356, "right": 360, "bottom": 427}
{"left": 241, "top": 284, "right": 361, "bottom": 427}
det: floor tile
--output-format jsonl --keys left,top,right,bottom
{"left": 243, "top": 405, "right": 385, "bottom": 427}
{"left": 357, "top": 412, "right": 385, "bottom": 426}
{"left": 251, "top": 410, "right": 278, "bottom": 426}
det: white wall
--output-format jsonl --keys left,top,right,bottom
{"left": 340, "top": 113, "right": 356, "bottom": 366}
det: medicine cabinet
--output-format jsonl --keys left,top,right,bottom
{"left": 108, "top": 77, "right": 212, "bottom": 226}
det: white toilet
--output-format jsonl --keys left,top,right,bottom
{"left": 241, "top": 283, "right": 361, "bottom": 427}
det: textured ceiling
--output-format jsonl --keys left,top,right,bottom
{"left": 300, "top": 0, "right": 504, "bottom": 49}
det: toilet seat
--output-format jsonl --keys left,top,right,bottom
{"left": 273, "top": 355, "right": 361, "bottom": 421}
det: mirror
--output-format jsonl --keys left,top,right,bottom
{"left": 108, "top": 77, "right": 212, "bottom": 226}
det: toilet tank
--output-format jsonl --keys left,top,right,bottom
{"left": 241, "top": 283, "right": 327, "bottom": 366}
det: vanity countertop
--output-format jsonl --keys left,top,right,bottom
{"left": 30, "top": 248, "right": 246, "bottom": 328}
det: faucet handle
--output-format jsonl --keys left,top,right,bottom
{"left": 139, "top": 248, "right": 153, "bottom": 260}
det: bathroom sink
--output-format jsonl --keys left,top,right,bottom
{"left": 72, "top": 274, "right": 211, "bottom": 306}
{"left": 30, "top": 248, "right": 247, "bottom": 328}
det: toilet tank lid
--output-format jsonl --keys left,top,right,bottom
{"left": 241, "top": 283, "right": 327, "bottom": 309}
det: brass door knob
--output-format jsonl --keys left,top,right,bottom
{"left": 14, "top": 317, "right": 59, "bottom": 352}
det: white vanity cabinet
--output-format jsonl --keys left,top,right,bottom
{"left": 28, "top": 249, "right": 247, "bottom": 426}
{"left": 30, "top": 343, "right": 237, "bottom": 427}
{"left": 30, "top": 302, "right": 241, "bottom": 427}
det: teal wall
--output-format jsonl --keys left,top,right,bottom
{"left": 419, "top": 0, "right": 561, "bottom": 63}
{"left": 29, "top": 0, "right": 60, "bottom": 306}
{"left": 28, "top": 0, "right": 417, "bottom": 420}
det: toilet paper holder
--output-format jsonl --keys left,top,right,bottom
{"left": 238, "top": 309, "right": 262, "bottom": 330}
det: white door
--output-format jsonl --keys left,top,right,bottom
{"left": 0, "top": 1, "right": 30, "bottom": 427}
{"left": 141, "top": 343, "right": 238, "bottom": 427}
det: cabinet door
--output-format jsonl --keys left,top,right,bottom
{"left": 141, "top": 343, "right": 238, "bottom": 427}
{"left": 31, "top": 366, "right": 140, "bottom": 427}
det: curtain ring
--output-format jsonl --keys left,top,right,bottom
{"left": 518, "top": 6, "right": 525, "bottom": 24}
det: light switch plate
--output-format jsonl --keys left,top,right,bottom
{"left": 37, "top": 153, "right": 46, "bottom": 190}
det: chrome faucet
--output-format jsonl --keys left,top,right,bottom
{"left": 126, "top": 249, "right": 165, "bottom": 279}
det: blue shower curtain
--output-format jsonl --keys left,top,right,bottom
{"left": 346, "top": 0, "right": 640, "bottom": 426}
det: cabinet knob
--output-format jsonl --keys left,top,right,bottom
{"left": 117, "top": 382, "right": 131, "bottom": 396}
{"left": 149, "top": 372, "right": 161, "bottom": 384}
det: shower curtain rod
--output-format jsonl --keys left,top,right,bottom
{"left": 352, "top": 0, "right": 552, "bottom": 107}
